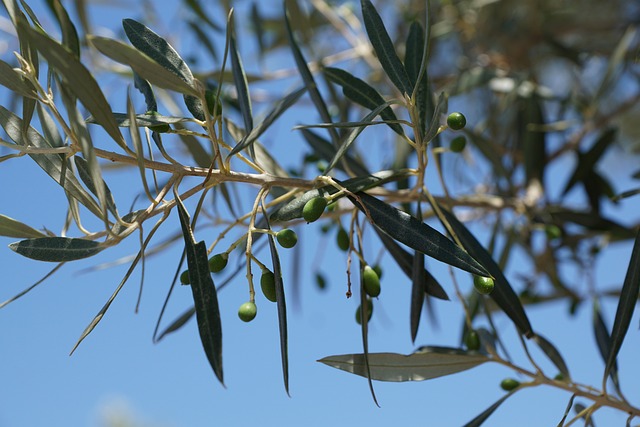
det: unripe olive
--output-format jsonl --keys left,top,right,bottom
{"left": 545, "top": 224, "right": 562, "bottom": 240}
{"left": 238, "top": 301, "right": 257, "bottom": 322}
{"left": 336, "top": 227, "right": 350, "bottom": 251}
{"left": 362, "top": 265, "right": 381, "bottom": 297}
{"left": 302, "top": 197, "right": 328, "bottom": 223}
{"left": 205, "top": 89, "right": 222, "bottom": 116}
{"left": 276, "top": 228, "right": 298, "bottom": 248}
{"left": 260, "top": 270, "right": 277, "bottom": 302}
{"left": 355, "top": 298, "right": 374, "bottom": 325}
{"left": 473, "top": 275, "right": 495, "bottom": 295}
{"left": 465, "top": 329, "right": 481, "bottom": 351}
{"left": 450, "top": 136, "right": 467, "bottom": 152}
{"left": 447, "top": 112, "right": 467, "bottom": 130}
{"left": 208, "top": 253, "right": 228, "bottom": 273}
{"left": 500, "top": 378, "right": 520, "bottom": 391}
{"left": 554, "top": 373, "right": 566, "bottom": 381}
{"left": 179, "top": 270, "right": 190, "bottom": 285}
{"left": 372, "top": 264, "right": 383, "bottom": 280}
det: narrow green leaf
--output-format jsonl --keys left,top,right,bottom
{"left": 90, "top": 112, "right": 192, "bottom": 128}
{"left": 360, "top": 0, "right": 412, "bottom": 95}
{"left": 520, "top": 94, "right": 547, "bottom": 189}
{"left": 0, "top": 58, "right": 37, "bottom": 98}
{"left": 175, "top": 197, "right": 224, "bottom": 385}
{"left": 0, "top": 106, "right": 103, "bottom": 218}
{"left": 133, "top": 72, "right": 158, "bottom": 112}
{"left": 547, "top": 208, "right": 633, "bottom": 240}
{"left": 324, "top": 100, "right": 396, "bottom": 174}
{"left": 122, "top": 18, "right": 204, "bottom": 120}
{"left": 227, "top": 86, "right": 306, "bottom": 158}
{"left": 156, "top": 306, "right": 196, "bottom": 341}
{"left": 324, "top": 67, "right": 403, "bottom": 136}
{"left": 284, "top": 0, "right": 338, "bottom": 144}
{"left": 270, "top": 170, "right": 410, "bottom": 222}
{"left": 562, "top": 128, "right": 616, "bottom": 196}
{"left": 410, "top": 204, "right": 426, "bottom": 342}
{"left": 89, "top": 36, "right": 198, "bottom": 97}
{"left": 318, "top": 346, "right": 489, "bottom": 382}
{"left": 438, "top": 206, "right": 534, "bottom": 338}
{"left": 229, "top": 20, "right": 253, "bottom": 132}
{"left": 20, "top": 23, "right": 127, "bottom": 150}
{"left": 185, "top": 0, "right": 222, "bottom": 31}
{"left": 0, "top": 214, "right": 46, "bottom": 238}
{"left": 46, "top": 0, "right": 80, "bottom": 58}
{"left": 603, "top": 229, "right": 640, "bottom": 388}
{"left": 423, "top": 91, "right": 447, "bottom": 142}
{"left": 349, "top": 192, "right": 489, "bottom": 276}
{"left": 463, "top": 390, "right": 517, "bottom": 427}
{"left": 299, "top": 128, "right": 369, "bottom": 177}
{"left": 404, "top": 21, "right": 429, "bottom": 137}
{"left": 74, "top": 156, "right": 118, "bottom": 217}
{"left": 533, "top": 333, "right": 570, "bottom": 379}
{"left": 9, "top": 237, "right": 103, "bottom": 262}
{"left": 359, "top": 261, "right": 379, "bottom": 406}
{"left": 0, "top": 262, "right": 63, "bottom": 309}
{"left": 592, "top": 299, "right": 619, "bottom": 391}
{"left": 374, "top": 227, "right": 449, "bottom": 300}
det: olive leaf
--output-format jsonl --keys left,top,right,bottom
{"left": 0, "top": 214, "right": 46, "bottom": 238}
{"left": 90, "top": 112, "right": 193, "bottom": 128}
{"left": 0, "top": 59, "right": 37, "bottom": 98}
{"left": 9, "top": 237, "right": 104, "bottom": 262}
{"left": 438, "top": 205, "right": 534, "bottom": 338}
{"left": 519, "top": 94, "right": 547, "bottom": 190}
{"left": 404, "top": 21, "right": 430, "bottom": 138}
{"left": 533, "top": 333, "right": 570, "bottom": 380}
{"left": 348, "top": 192, "right": 490, "bottom": 276}
{"left": 562, "top": 128, "right": 616, "bottom": 197}
{"left": 229, "top": 18, "right": 253, "bottom": 132}
{"left": 175, "top": 196, "right": 224, "bottom": 386}
{"left": 462, "top": 390, "right": 518, "bottom": 427}
{"left": 592, "top": 299, "right": 620, "bottom": 392}
{"left": 358, "top": 261, "right": 379, "bottom": 406}
{"left": 46, "top": 0, "right": 80, "bottom": 58}
{"left": 156, "top": 306, "right": 196, "bottom": 342}
{"left": 410, "top": 204, "right": 426, "bottom": 343}
{"left": 423, "top": 91, "right": 447, "bottom": 143}
{"left": 74, "top": 156, "right": 118, "bottom": 218}
{"left": 318, "top": 346, "right": 489, "bottom": 382}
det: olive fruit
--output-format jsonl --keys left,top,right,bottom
{"left": 545, "top": 224, "right": 562, "bottom": 240}
{"left": 336, "top": 227, "right": 350, "bottom": 251}
{"left": 372, "top": 264, "right": 383, "bottom": 280}
{"left": 276, "top": 229, "right": 298, "bottom": 248}
{"left": 355, "top": 298, "right": 374, "bottom": 325}
{"left": 465, "top": 329, "right": 480, "bottom": 351}
{"left": 238, "top": 301, "right": 257, "bottom": 322}
{"left": 500, "top": 378, "right": 520, "bottom": 391}
{"left": 208, "top": 253, "right": 228, "bottom": 273}
{"left": 302, "top": 197, "right": 328, "bottom": 223}
{"left": 260, "top": 270, "right": 277, "bottom": 302}
{"left": 205, "top": 89, "right": 222, "bottom": 116}
{"left": 179, "top": 270, "right": 190, "bottom": 285}
{"left": 473, "top": 275, "right": 495, "bottom": 295}
{"left": 362, "top": 265, "right": 381, "bottom": 297}
{"left": 447, "top": 112, "right": 467, "bottom": 130}
{"left": 450, "top": 136, "right": 467, "bottom": 152}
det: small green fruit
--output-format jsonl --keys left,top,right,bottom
{"left": 276, "top": 229, "right": 298, "bottom": 248}
{"left": 260, "top": 270, "right": 277, "bottom": 302}
{"left": 465, "top": 329, "right": 480, "bottom": 351}
{"left": 372, "top": 264, "right": 383, "bottom": 280}
{"left": 500, "top": 378, "right": 520, "bottom": 391}
{"left": 362, "top": 265, "right": 381, "bottom": 297}
{"left": 302, "top": 197, "right": 328, "bottom": 223}
{"left": 205, "top": 89, "right": 223, "bottom": 116}
{"left": 554, "top": 373, "right": 566, "bottom": 381}
{"left": 447, "top": 112, "right": 467, "bottom": 130}
{"left": 315, "top": 272, "right": 327, "bottom": 290}
{"left": 450, "top": 136, "right": 467, "bottom": 152}
{"left": 179, "top": 270, "right": 190, "bottom": 285}
{"left": 545, "top": 224, "right": 562, "bottom": 240}
{"left": 473, "top": 276, "right": 495, "bottom": 295}
{"left": 336, "top": 227, "right": 350, "bottom": 251}
{"left": 238, "top": 301, "right": 257, "bottom": 322}
{"left": 208, "top": 253, "right": 228, "bottom": 273}
{"left": 355, "top": 298, "right": 374, "bottom": 325}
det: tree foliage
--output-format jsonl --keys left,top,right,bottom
{"left": 1, "top": 0, "right": 639, "bottom": 424}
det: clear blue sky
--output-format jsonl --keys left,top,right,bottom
{"left": 0, "top": 1, "right": 638, "bottom": 426}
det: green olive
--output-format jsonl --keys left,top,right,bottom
{"left": 208, "top": 253, "right": 228, "bottom": 273}
{"left": 450, "top": 136, "right": 467, "bottom": 152}
{"left": 500, "top": 378, "right": 520, "bottom": 391}
{"left": 238, "top": 301, "right": 257, "bottom": 322}
{"left": 260, "top": 270, "right": 277, "bottom": 302}
{"left": 205, "top": 89, "right": 223, "bottom": 116}
{"left": 302, "top": 197, "right": 328, "bottom": 223}
{"left": 372, "top": 264, "right": 383, "bottom": 280}
{"left": 465, "top": 329, "right": 480, "bottom": 351}
{"left": 336, "top": 227, "right": 350, "bottom": 251}
{"left": 276, "top": 229, "right": 298, "bottom": 248}
{"left": 473, "top": 275, "right": 495, "bottom": 295}
{"left": 355, "top": 298, "right": 374, "bottom": 325}
{"left": 362, "top": 265, "right": 381, "bottom": 297}
{"left": 545, "top": 224, "right": 562, "bottom": 240}
{"left": 447, "top": 112, "right": 467, "bottom": 130}
{"left": 179, "top": 270, "right": 190, "bottom": 285}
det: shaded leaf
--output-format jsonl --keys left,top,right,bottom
{"left": 348, "top": 192, "right": 489, "bottom": 276}
{"left": 185, "top": 0, "right": 222, "bottom": 31}
{"left": 90, "top": 112, "right": 192, "bottom": 128}
{"left": 604, "top": 229, "right": 640, "bottom": 389}
{"left": 404, "top": 21, "right": 430, "bottom": 138}
{"left": 156, "top": 306, "right": 196, "bottom": 341}
{"left": 463, "top": 390, "right": 517, "bottom": 427}
{"left": 20, "top": 23, "right": 127, "bottom": 150}
{"left": 133, "top": 72, "right": 157, "bottom": 112}
{"left": 73, "top": 156, "right": 118, "bottom": 217}
{"left": 438, "top": 205, "right": 534, "bottom": 337}
{"left": 175, "top": 197, "right": 224, "bottom": 385}
{"left": 410, "top": 248, "right": 426, "bottom": 342}
{"left": 9, "top": 237, "right": 103, "bottom": 262}
{"left": 46, "top": 0, "right": 80, "bottom": 58}
{"left": 533, "top": 333, "right": 570, "bottom": 379}
{"left": 593, "top": 299, "right": 619, "bottom": 391}
{"left": 562, "top": 128, "right": 616, "bottom": 196}
{"left": 423, "top": 91, "right": 447, "bottom": 142}
{"left": 300, "top": 128, "right": 369, "bottom": 177}
{"left": 324, "top": 67, "right": 403, "bottom": 136}
{"left": 359, "top": 261, "right": 379, "bottom": 406}
{"left": 520, "top": 94, "right": 547, "bottom": 189}
{"left": 0, "top": 58, "right": 37, "bottom": 98}
{"left": 0, "top": 214, "right": 46, "bottom": 238}
{"left": 318, "top": 346, "right": 489, "bottom": 382}
{"left": 229, "top": 19, "right": 253, "bottom": 132}
{"left": 360, "top": 0, "right": 412, "bottom": 95}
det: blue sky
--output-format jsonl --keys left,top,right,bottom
{"left": 0, "top": 1, "right": 639, "bottom": 426}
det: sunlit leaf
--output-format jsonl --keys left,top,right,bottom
{"left": 175, "top": 197, "right": 224, "bottom": 385}
{"left": 9, "top": 237, "right": 103, "bottom": 262}
{"left": 349, "top": 192, "right": 489, "bottom": 276}
{"left": 318, "top": 346, "right": 489, "bottom": 382}
{"left": 0, "top": 214, "right": 46, "bottom": 238}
